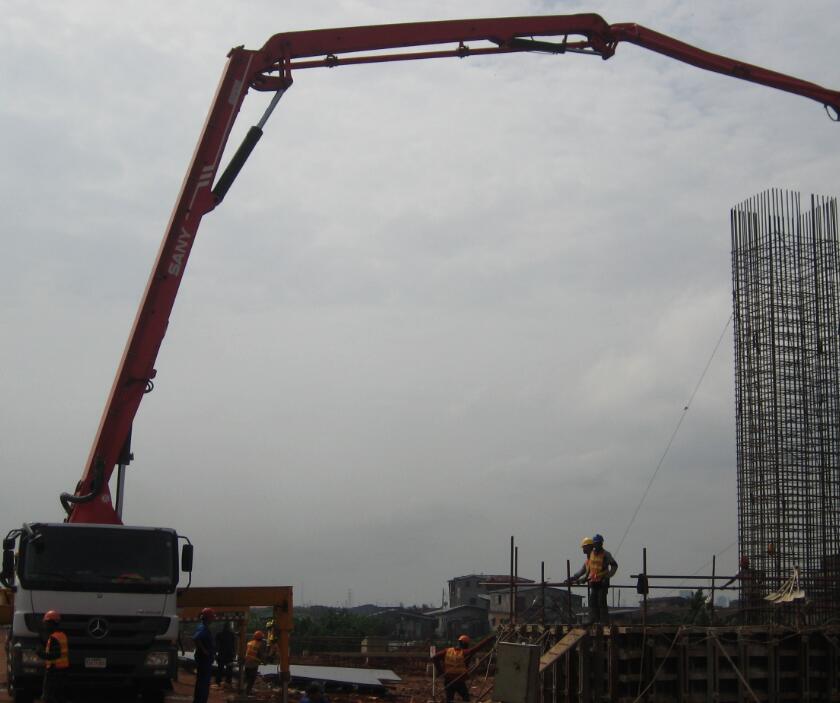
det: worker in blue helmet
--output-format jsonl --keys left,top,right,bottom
{"left": 587, "top": 534, "right": 618, "bottom": 625}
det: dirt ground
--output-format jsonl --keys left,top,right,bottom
{"left": 0, "top": 630, "right": 490, "bottom": 703}
{"left": 166, "top": 664, "right": 493, "bottom": 703}
{"left": 0, "top": 665, "right": 463, "bottom": 703}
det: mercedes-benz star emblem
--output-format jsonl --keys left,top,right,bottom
{"left": 87, "top": 617, "right": 109, "bottom": 639}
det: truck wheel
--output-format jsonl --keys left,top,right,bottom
{"left": 12, "top": 689, "right": 36, "bottom": 703}
{"left": 140, "top": 688, "right": 166, "bottom": 703}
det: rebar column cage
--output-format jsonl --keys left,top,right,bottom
{"left": 731, "top": 189, "right": 840, "bottom": 624}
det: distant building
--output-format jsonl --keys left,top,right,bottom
{"left": 642, "top": 596, "right": 695, "bottom": 624}
{"left": 428, "top": 604, "right": 491, "bottom": 640}
{"left": 448, "top": 574, "right": 535, "bottom": 608}
{"left": 348, "top": 603, "right": 386, "bottom": 616}
{"left": 370, "top": 608, "right": 436, "bottom": 641}
{"left": 488, "top": 586, "right": 583, "bottom": 628}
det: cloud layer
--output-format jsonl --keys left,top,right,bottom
{"left": 1, "top": 0, "right": 837, "bottom": 606}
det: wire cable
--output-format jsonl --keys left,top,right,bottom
{"left": 632, "top": 627, "right": 685, "bottom": 703}
{"left": 664, "top": 539, "right": 738, "bottom": 597}
{"left": 616, "top": 313, "right": 733, "bottom": 555}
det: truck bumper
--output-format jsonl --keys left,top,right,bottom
{"left": 9, "top": 643, "right": 176, "bottom": 690}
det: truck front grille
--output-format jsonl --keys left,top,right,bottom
{"left": 26, "top": 614, "right": 171, "bottom": 650}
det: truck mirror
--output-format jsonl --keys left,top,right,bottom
{"left": 2, "top": 549, "right": 14, "bottom": 583}
{"left": 181, "top": 544, "right": 193, "bottom": 573}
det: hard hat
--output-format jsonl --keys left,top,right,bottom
{"left": 43, "top": 610, "right": 61, "bottom": 623}
{"left": 580, "top": 537, "right": 594, "bottom": 548}
{"left": 592, "top": 534, "right": 604, "bottom": 544}
{"left": 254, "top": 630, "right": 265, "bottom": 640}
{"left": 739, "top": 555, "right": 750, "bottom": 568}
{"left": 458, "top": 635, "right": 471, "bottom": 644}
{"left": 200, "top": 607, "right": 216, "bottom": 621}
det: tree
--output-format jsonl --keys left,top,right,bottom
{"left": 686, "top": 589, "right": 711, "bottom": 625}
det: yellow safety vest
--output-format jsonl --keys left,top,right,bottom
{"left": 46, "top": 631, "right": 69, "bottom": 670}
{"left": 588, "top": 551, "right": 607, "bottom": 583}
{"left": 444, "top": 647, "right": 467, "bottom": 676}
{"left": 245, "top": 639, "right": 263, "bottom": 668}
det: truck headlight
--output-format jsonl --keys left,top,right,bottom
{"left": 144, "top": 651, "right": 170, "bottom": 667}
{"left": 20, "top": 649, "right": 43, "bottom": 666}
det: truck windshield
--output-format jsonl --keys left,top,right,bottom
{"left": 19, "top": 525, "right": 177, "bottom": 593}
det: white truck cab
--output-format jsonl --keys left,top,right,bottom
{"left": 2, "top": 522, "right": 192, "bottom": 703}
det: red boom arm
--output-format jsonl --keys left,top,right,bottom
{"left": 66, "top": 14, "right": 839, "bottom": 523}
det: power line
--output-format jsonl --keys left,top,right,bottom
{"left": 615, "top": 313, "right": 733, "bottom": 556}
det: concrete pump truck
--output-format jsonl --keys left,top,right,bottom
{"left": 3, "top": 12, "right": 838, "bottom": 703}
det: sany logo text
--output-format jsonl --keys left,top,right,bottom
{"left": 168, "top": 228, "right": 192, "bottom": 276}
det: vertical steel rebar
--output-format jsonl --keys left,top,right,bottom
{"left": 711, "top": 555, "right": 716, "bottom": 623}
{"left": 509, "top": 536, "right": 514, "bottom": 626}
{"left": 541, "top": 560, "right": 546, "bottom": 625}
{"left": 732, "top": 190, "right": 840, "bottom": 624}
{"left": 642, "top": 547, "right": 648, "bottom": 627}
{"left": 565, "top": 559, "right": 573, "bottom": 625}
{"left": 514, "top": 545, "right": 519, "bottom": 624}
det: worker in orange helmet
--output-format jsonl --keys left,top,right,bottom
{"left": 722, "top": 555, "right": 764, "bottom": 624}
{"left": 587, "top": 534, "right": 618, "bottom": 625}
{"left": 431, "top": 633, "right": 495, "bottom": 702}
{"left": 192, "top": 607, "right": 216, "bottom": 703}
{"left": 244, "top": 629, "right": 267, "bottom": 695}
{"left": 37, "top": 610, "right": 70, "bottom": 703}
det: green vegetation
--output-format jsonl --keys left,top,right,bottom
{"left": 288, "top": 608, "right": 391, "bottom": 654}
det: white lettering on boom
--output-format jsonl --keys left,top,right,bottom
{"left": 168, "top": 227, "right": 192, "bottom": 276}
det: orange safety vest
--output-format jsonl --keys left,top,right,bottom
{"left": 588, "top": 550, "right": 607, "bottom": 583}
{"left": 45, "top": 631, "right": 69, "bottom": 670}
{"left": 245, "top": 639, "right": 263, "bottom": 668}
{"left": 444, "top": 647, "right": 467, "bottom": 676}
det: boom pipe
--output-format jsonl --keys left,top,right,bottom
{"left": 283, "top": 40, "right": 601, "bottom": 72}
{"left": 69, "top": 49, "right": 268, "bottom": 523}
{"left": 67, "top": 14, "right": 839, "bottom": 523}
{"left": 249, "top": 15, "right": 839, "bottom": 112}
{"left": 610, "top": 23, "right": 840, "bottom": 115}
{"left": 256, "top": 14, "right": 614, "bottom": 63}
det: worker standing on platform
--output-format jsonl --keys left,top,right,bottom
{"left": 722, "top": 556, "right": 764, "bottom": 624}
{"left": 432, "top": 634, "right": 494, "bottom": 703}
{"left": 38, "top": 610, "right": 69, "bottom": 703}
{"left": 566, "top": 537, "right": 595, "bottom": 584}
{"left": 192, "top": 607, "right": 216, "bottom": 703}
{"left": 587, "top": 534, "right": 618, "bottom": 625}
{"left": 244, "top": 629, "right": 267, "bottom": 695}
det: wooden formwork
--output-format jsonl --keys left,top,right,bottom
{"left": 533, "top": 624, "right": 840, "bottom": 702}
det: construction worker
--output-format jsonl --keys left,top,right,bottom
{"left": 300, "top": 681, "right": 329, "bottom": 703}
{"left": 565, "top": 537, "right": 595, "bottom": 584}
{"left": 587, "top": 534, "right": 618, "bottom": 625}
{"left": 37, "top": 610, "right": 69, "bottom": 703}
{"left": 244, "top": 629, "right": 267, "bottom": 695}
{"left": 192, "top": 607, "right": 216, "bottom": 703}
{"left": 215, "top": 621, "right": 236, "bottom": 687}
{"left": 431, "top": 634, "right": 494, "bottom": 703}
{"left": 722, "top": 555, "right": 764, "bottom": 624}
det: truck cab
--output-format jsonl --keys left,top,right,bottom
{"left": 2, "top": 522, "right": 192, "bottom": 703}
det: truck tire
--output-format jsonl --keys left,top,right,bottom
{"left": 140, "top": 687, "right": 166, "bottom": 703}
{"left": 12, "top": 689, "right": 36, "bottom": 703}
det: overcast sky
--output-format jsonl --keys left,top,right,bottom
{"left": 1, "top": 1, "right": 837, "bottom": 608}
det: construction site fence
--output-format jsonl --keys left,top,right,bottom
{"left": 508, "top": 546, "right": 836, "bottom": 628}
{"left": 519, "top": 623, "right": 840, "bottom": 703}
{"left": 291, "top": 635, "right": 436, "bottom": 655}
